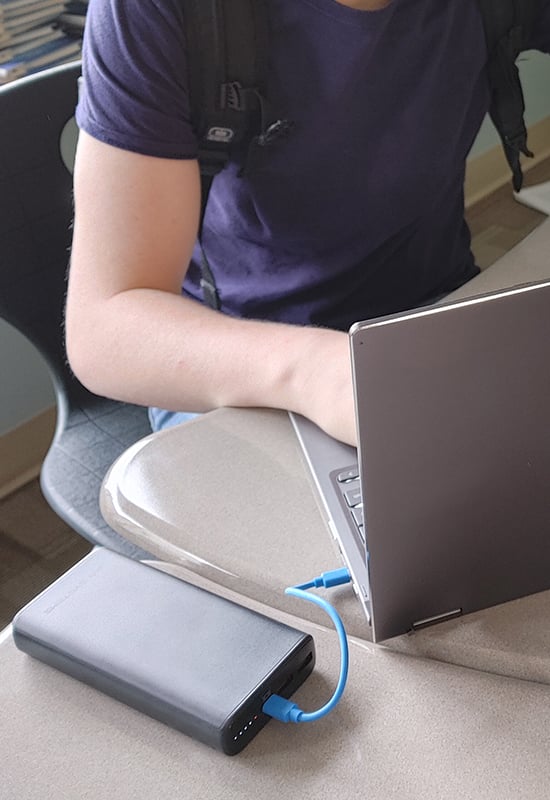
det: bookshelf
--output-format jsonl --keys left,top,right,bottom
{"left": 0, "top": 0, "right": 87, "bottom": 85}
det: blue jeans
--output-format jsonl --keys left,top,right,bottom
{"left": 148, "top": 407, "right": 199, "bottom": 432}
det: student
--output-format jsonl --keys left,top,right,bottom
{"left": 65, "top": 0, "right": 550, "bottom": 447}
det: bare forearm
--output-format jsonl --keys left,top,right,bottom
{"left": 66, "top": 285, "right": 353, "bottom": 439}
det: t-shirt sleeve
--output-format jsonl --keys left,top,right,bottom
{"left": 528, "top": 0, "right": 550, "bottom": 52}
{"left": 75, "top": 0, "right": 198, "bottom": 159}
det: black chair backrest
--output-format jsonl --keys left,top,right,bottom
{"left": 0, "top": 63, "right": 153, "bottom": 559}
{"left": 0, "top": 62, "right": 82, "bottom": 403}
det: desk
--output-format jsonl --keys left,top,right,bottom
{"left": 4, "top": 609, "right": 550, "bottom": 800}
{"left": 100, "top": 219, "right": 550, "bottom": 683}
{"left": 4, "top": 220, "right": 550, "bottom": 798}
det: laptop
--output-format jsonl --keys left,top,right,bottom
{"left": 290, "top": 280, "right": 550, "bottom": 642}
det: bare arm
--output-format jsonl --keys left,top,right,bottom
{"left": 66, "top": 132, "right": 356, "bottom": 445}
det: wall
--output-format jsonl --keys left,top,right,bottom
{"left": 470, "top": 51, "right": 550, "bottom": 158}
{"left": 0, "top": 320, "right": 55, "bottom": 437}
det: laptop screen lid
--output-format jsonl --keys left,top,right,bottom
{"left": 350, "top": 280, "right": 550, "bottom": 642}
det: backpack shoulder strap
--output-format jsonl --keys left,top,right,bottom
{"left": 183, "top": 0, "right": 270, "bottom": 165}
{"left": 180, "top": 0, "right": 270, "bottom": 309}
{"left": 477, "top": 0, "right": 537, "bottom": 191}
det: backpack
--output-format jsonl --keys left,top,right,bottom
{"left": 181, "top": 0, "right": 537, "bottom": 309}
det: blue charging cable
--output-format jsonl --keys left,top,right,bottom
{"left": 262, "top": 567, "right": 351, "bottom": 723}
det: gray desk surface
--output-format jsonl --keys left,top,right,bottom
{"left": 4, "top": 601, "right": 550, "bottom": 800}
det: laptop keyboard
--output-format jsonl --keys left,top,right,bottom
{"left": 331, "top": 465, "right": 366, "bottom": 548}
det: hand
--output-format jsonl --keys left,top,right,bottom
{"left": 291, "top": 328, "right": 357, "bottom": 447}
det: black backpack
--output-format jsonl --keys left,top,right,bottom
{"left": 181, "top": 0, "right": 537, "bottom": 309}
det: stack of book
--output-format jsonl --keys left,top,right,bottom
{"left": 56, "top": 0, "right": 87, "bottom": 38}
{"left": 0, "top": 0, "right": 83, "bottom": 85}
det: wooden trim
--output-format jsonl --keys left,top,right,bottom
{"left": 0, "top": 407, "right": 57, "bottom": 499}
{"left": 465, "top": 116, "right": 550, "bottom": 208}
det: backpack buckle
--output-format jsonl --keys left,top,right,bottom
{"left": 220, "top": 81, "right": 265, "bottom": 114}
{"left": 206, "top": 127, "right": 235, "bottom": 144}
{"left": 220, "top": 82, "right": 246, "bottom": 112}
{"left": 257, "top": 119, "right": 294, "bottom": 147}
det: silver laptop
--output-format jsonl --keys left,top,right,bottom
{"left": 291, "top": 280, "right": 550, "bottom": 642}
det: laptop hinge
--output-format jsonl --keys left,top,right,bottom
{"left": 411, "top": 608, "right": 463, "bottom": 632}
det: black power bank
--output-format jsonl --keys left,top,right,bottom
{"left": 12, "top": 548, "right": 315, "bottom": 754}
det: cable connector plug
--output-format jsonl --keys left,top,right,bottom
{"left": 262, "top": 694, "right": 303, "bottom": 723}
{"left": 294, "top": 567, "right": 351, "bottom": 591}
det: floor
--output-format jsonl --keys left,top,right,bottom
{"left": 0, "top": 158, "right": 549, "bottom": 631}
{"left": 465, "top": 158, "right": 550, "bottom": 267}
{"left": 0, "top": 482, "right": 91, "bottom": 629}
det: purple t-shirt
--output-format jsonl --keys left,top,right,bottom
{"left": 76, "top": 0, "right": 550, "bottom": 330}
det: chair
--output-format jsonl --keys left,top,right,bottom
{"left": 0, "top": 62, "right": 152, "bottom": 559}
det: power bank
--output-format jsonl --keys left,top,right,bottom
{"left": 12, "top": 548, "right": 315, "bottom": 754}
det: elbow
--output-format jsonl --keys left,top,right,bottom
{"left": 65, "top": 326, "right": 102, "bottom": 397}
{"left": 65, "top": 291, "right": 145, "bottom": 405}
{"left": 65, "top": 304, "right": 113, "bottom": 398}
